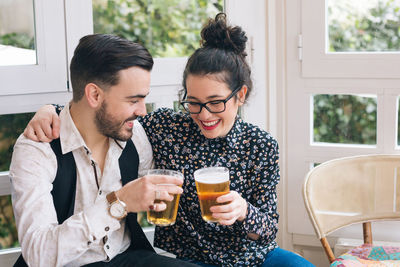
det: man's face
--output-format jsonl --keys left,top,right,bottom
{"left": 95, "top": 66, "right": 150, "bottom": 141}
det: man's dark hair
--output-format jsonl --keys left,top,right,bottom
{"left": 70, "top": 34, "right": 154, "bottom": 102}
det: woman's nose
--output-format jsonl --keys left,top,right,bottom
{"left": 197, "top": 105, "right": 212, "bottom": 119}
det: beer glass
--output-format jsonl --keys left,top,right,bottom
{"left": 146, "top": 169, "right": 183, "bottom": 226}
{"left": 194, "top": 167, "right": 230, "bottom": 223}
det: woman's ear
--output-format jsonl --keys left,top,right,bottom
{"left": 85, "top": 83, "right": 104, "bottom": 108}
{"left": 237, "top": 85, "right": 248, "bottom": 106}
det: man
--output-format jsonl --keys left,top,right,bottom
{"left": 10, "top": 34, "right": 197, "bottom": 267}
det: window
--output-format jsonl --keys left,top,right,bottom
{"left": 301, "top": 0, "right": 400, "bottom": 78}
{"left": 313, "top": 94, "right": 377, "bottom": 145}
{"left": 328, "top": 0, "right": 400, "bottom": 52}
{"left": 0, "top": 196, "right": 18, "bottom": 250}
{"left": 0, "top": 0, "right": 36, "bottom": 66}
{"left": 92, "top": 0, "right": 223, "bottom": 58}
{"left": 287, "top": 0, "right": 400, "bottom": 241}
{"left": 0, "top": 0, "right": 68, "bottom": 96}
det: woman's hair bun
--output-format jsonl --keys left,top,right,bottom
{"left": 200, "top": 13, "right": 247, "bottom": 56}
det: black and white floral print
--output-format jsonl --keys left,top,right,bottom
{"left": 137, "top": 108, "right": 280, "bottom": 266}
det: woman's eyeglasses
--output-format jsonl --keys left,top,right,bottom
{"left": 180, "top": 87, "right": 241, "bottom": 114}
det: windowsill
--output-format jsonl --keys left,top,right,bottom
{"left": 0, "top": 44, "right": 36, "bottom": 66}
{"left": 0, "top": 247, "right": 21, "bottom": 267}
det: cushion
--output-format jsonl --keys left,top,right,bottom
{"left": 331, "top": 244, "right": 400, "bottom": 267}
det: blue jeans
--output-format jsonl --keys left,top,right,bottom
{"left": 184, "top": 247, "right": 315, "bottom": 267}
{"left": 261, "top": 247, "right": 315, "bottom": 267}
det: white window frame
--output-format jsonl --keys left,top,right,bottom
{"left": 286, "top": 0, "right": 400, "bottom": 253}
{"left": 0, "top": 0, "right": 68, "bottom": 96}
{"left": 301, "top": 0, "right": 400, "bottom": 78}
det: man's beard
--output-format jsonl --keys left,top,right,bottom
{"left": 94, "top": 101, "right": 136, "bottom": 141}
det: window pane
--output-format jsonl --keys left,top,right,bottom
{"left": 0, "top": 113, "right": 34, "bottom": 172}
{"left": 173, "top": 100, "right": 185, "bottom": 113}
{"left": 92, "top": 0, "right": 223, "bottom": 57}
{"left": 327, "top": 0, "right": 400, "bottom": 52}
{"left": 0, "top": 0, "right": 36, "bottom": 66}
{"left": 313, "top": 94, "right": 377, "bottom": 144}
{"left": 0, "top": 195, "right": 19, "bottom": 249}
{"left": 146, "top": 103, "right": 156, "bottom": 113}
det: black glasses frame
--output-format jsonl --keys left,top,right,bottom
{"left": 180, "top": 86, "right": 242, "bottom": 114}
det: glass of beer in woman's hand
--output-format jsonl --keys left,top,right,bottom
{"left": 194, "top": 167, "right": 230, "bottom": 223}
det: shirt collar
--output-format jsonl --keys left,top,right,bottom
{"left": 59, "top": 104, "right": 127, "bottom": 154}
{"left": 59, "top": 104, "right": 87, "bottom": 154}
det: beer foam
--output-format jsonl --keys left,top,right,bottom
{"left": 194, "top": 172, "right": 229, "bottom": 184}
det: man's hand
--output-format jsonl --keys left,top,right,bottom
{"left": 24, "top": 105, "right": 60, "bottom": 142}
{"left": 116, "top": 174, "right": 184, "bottom": 213}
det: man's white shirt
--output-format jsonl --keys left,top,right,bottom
{"left": 9, "top": 105, "right": 153, "bottom": 267}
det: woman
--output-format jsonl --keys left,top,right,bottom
{"left": 24, "top": 13, "right": 314, "bottom": 267}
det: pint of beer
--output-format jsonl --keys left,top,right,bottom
{"left": 146, "top": 169, "right": 183, "bottom": 226}
{"left": 194, "top": 167, "right": 230, "bottom": 223}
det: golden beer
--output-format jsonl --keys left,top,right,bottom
{"left": 146, "top": 169, "right": 183, "bottom": 226}
{"left": 147, "top": 192, "right": 181, "bottom": 226}
{"left": 194, "top": 167, "right": 230, "bottom": 223}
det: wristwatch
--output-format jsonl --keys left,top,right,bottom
{"left": 106, "top": 191, "right": 127, "bottom": 220}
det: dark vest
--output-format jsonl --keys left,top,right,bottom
{"left": 14, "top": 138, "right": 154, "bottom": 267}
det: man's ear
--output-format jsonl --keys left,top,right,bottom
{"left": 85, "top": 83, "right": 104, "bottom": 108}
{"left": 237, "top": 85, "right": 248, "bottom": 106}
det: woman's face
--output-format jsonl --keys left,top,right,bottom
{"left": 185, "top": 74, "right": 246, "bottom": 139}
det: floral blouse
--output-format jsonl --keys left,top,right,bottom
{"left": 137, "top": 108, "right": 280, "bottom": 266}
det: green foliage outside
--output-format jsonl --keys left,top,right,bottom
{"left": 0, "top": 33, "right": 34, "bottom": 50}
{"left": 328, "top": 0, "right": 400, "bottom": 52}
{"left": 0, "top": 113, "right": 33, "bottom": 172}
{"left": 0, "top": 196, "right": 19, "bottom": 249}
{"left": 313, "top": 95, "right": 377, "bottom": 144}
{"left": 92, "top": 0, "right": 223, "bottom": 57}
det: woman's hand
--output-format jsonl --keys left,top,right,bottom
{"left": 210, "top": 191, "right": 248, "bottom": 225}
{"left": 24, "top": 105, "right": 60, "bottom": 142}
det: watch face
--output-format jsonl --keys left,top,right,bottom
{"left": 110, "top": 202, "right": 125, "bottom": 218}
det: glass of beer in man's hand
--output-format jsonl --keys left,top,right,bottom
{"left": 146, "top": 169, "right": 183, "bottom": 226}
{"left": 194, "top": 167, "right": 230, "bottom": 223}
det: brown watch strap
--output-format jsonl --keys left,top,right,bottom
{"left": 106, "top": 191, "right": 118, "bottom": 204}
